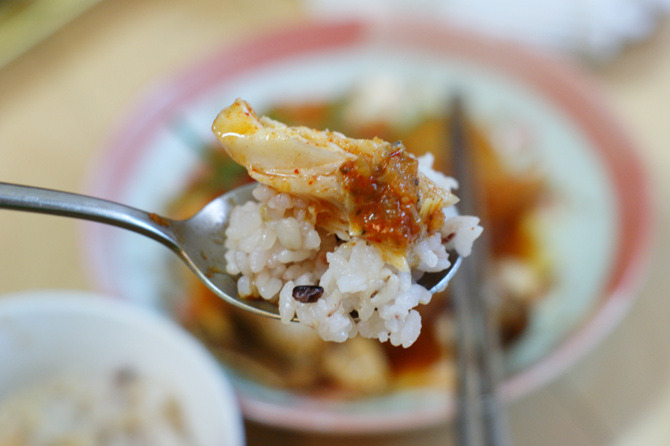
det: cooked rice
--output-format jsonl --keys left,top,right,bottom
{"left": 0, "top": 369, "right": 192, "bottom": 446}
{"left": 224, "top": 155, "right": 482, "bottom": 348}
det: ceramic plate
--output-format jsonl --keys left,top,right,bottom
{"left": 83, "top": 20, "right": 653, "bottom": 432}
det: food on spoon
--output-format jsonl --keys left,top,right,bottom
{"left": 212, "top": 99, "right": 482, "bottom": 347}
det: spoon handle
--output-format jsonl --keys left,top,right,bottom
{"left": 0, "top": 182, "right": 178, "bottom": 250}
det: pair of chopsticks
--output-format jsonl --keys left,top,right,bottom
{"left": 449, "top": 96, "right": 509, "bottom": 446}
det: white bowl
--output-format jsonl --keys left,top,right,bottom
{"left": 0, "top": 290, "right": 245, "bottom": 446}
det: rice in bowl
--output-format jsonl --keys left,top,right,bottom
{"left": 0, "top": 369, "right": 192, "bottom": 446}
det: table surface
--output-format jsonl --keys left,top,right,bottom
{"left": 1, "top": 1, "right": 670, "bottom": 445}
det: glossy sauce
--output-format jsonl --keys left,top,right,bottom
{"left": 339, "top": 144, "right": 440, "bottom": 250}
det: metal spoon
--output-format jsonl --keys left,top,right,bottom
{"left": 0, "top": 181, "right": 461, "bottom": 319}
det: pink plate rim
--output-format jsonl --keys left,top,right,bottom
{"left": 82, "top": 19, "right": 656, "bottom": 433}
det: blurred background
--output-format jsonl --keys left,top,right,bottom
{"left": 1, "top": 0, "right": 670, "bottom": 445}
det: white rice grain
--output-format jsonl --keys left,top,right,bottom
{"left": 223, "top": 184, "right": 481, "bottom": 348}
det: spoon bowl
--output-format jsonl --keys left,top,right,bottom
{"left": 0, "top": 181, "right": 460, "bottom": 319}
{"left": 167, "top": 183, "right": 285, "bottom": 318}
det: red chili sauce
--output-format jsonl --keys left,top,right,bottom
{"left": 338, "top": 143, "right": 444, "bottom": 250}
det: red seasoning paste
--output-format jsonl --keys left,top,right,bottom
{"left": 339, "top": 143, "right": 445, "bottom": 250}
